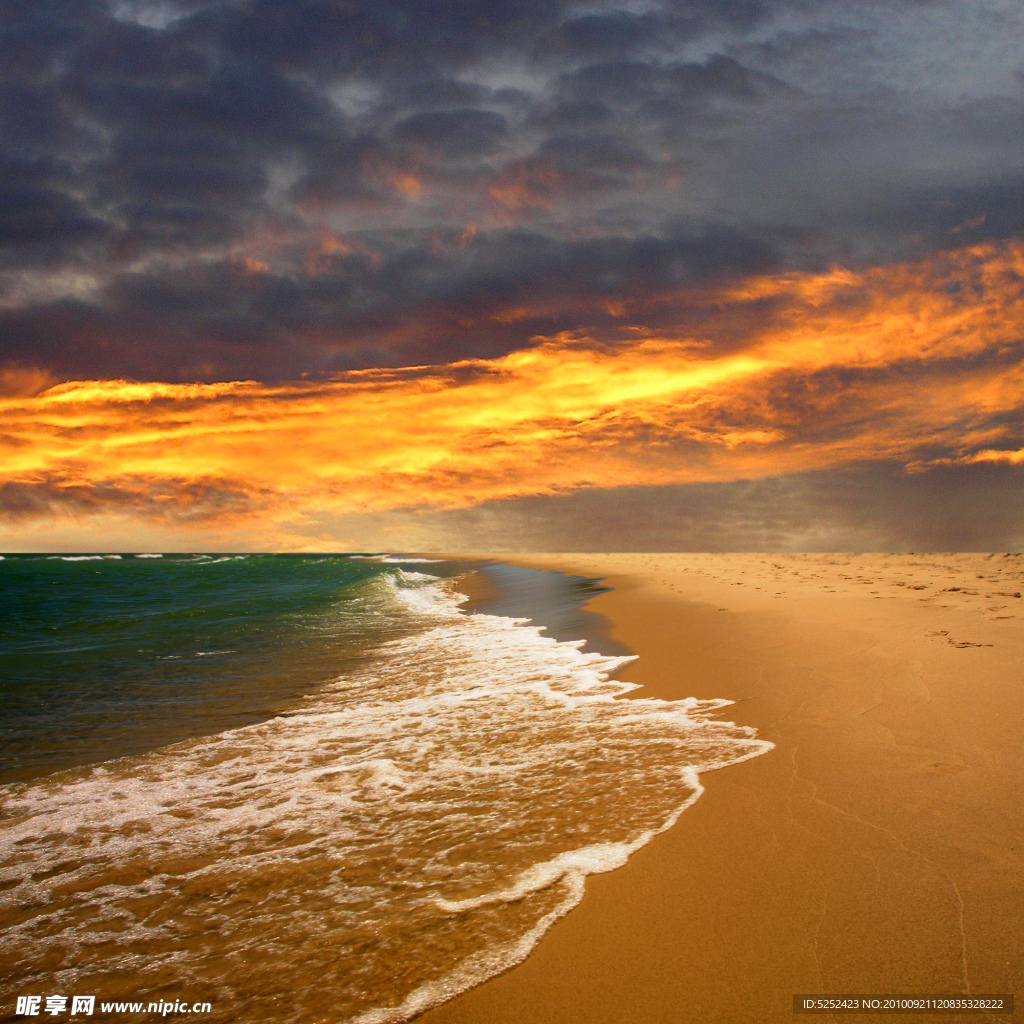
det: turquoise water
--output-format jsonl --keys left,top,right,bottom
{"left": 0, "top": 553, "right": 470, "bottom": 783}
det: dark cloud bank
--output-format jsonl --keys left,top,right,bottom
{"left": 2, "top": 0, "right": 1023, "bottom": 383}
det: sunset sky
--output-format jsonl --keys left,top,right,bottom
{"left": 2, "top": 0, "right": 1023, "bottom": 550}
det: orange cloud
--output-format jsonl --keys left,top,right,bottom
{"left": 303, "top": 232, "right": 383, "bottom": 275}
{"left": 487, "top": 160, "right": 562, "bottom": 213}
{"left": 1, "top": 240, "right": 1022, "bottom": 547}
{"left": 394, "top": 173, "right": 424, "bottom": 200}
{"left": 964, "top": 448, "right": 1024, "bottom": 465}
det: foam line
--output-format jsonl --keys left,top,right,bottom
{"left": 0, "top": 566, "right": 772, "bottom": 1023}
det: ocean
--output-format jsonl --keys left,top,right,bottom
{"left": 0, "top": 554, "right": 771, "bottom": 1022}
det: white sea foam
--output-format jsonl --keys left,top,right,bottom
{"left": 0, "top": 568, "right": 772, "bottom": 1023}
{"left": 352, "top": 554, "right": 442, "bottom": 564}
{"left": 46, "top": 553, "right": 122, "bottom": 560}
{"left": 135, "top": 553, "right": 163, "bottom": 558}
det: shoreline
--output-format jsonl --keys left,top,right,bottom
{"left": 421, "top": 553, "right": 1023, "bottom": 1024}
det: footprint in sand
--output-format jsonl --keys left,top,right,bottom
{"left": 918, "top": 761, "right": 970, "bottom": 774}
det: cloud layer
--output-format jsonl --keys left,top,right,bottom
{"left": 3, "top": 240, "right": 1021, "bottom": 548}
{"left": 3, "top": 0, "right": 1024, "bottom": 380}
{"left": 1, "top": 0, "right": 1021, "bottom": 548}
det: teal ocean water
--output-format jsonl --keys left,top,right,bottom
{"left": 0, "top": 554, "right": 473, "bottom": 784}
{"left": 0, "top": 554, "right": 771, "bottom": 1022}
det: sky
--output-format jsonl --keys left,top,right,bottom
{"left": 1, "top": 0, "right": 1023, "bottom": 551}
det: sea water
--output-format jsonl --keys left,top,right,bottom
{"left": 0, "top": 554, "right": 771, "bottom": 1022}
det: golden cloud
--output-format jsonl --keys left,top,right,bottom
{"left": 1, "top": 239, "right": 1022, "bottom": 545}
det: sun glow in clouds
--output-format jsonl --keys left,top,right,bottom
{"left": 1, "top": 240, "right": 1022, "bottom": 548}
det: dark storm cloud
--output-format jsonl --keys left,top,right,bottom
{"left": 525, "top": 99, "right": 612, "bottom": 131}
{"left": 532, "top": 0, "right": 776, "bottom": 66}
{"left": 385, "top": 75, "right": 495, "bottom": 112}
{"left": 392, "top": 109, "right": 508, "bottom": 161}
{"left": 207, "top": 0, "right": 582, "bottom": 77}
{"left": 557, "top": 53, "right": 782, "bottom": 107}
{"left": 538, "top": 132, "right": 653, "bottom": 175}
{"left": 534, "top": 11, "right": 683, "bottom": 64}
{"left": 0, "top": 158, "right": 110, "bottom": 262}
{"left": 1, "top": 0, "right": 1023, "bottom": 382}
{"left": 875, "top": 176, "right": 1024, "bottom": 251}
{"left": 0, "top": 222, "right": 779, "bottom": 380}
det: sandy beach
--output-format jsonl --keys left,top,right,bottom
{"left": 423, "top": 553, "right": 1024, "bottom": 1024}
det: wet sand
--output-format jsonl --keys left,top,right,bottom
{"left": 423, "top": 553, "right": 1023, "bottom": 1024}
